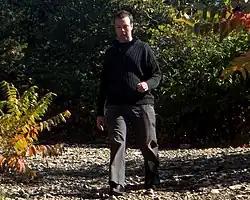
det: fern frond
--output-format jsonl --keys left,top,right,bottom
{"left": 0, "top": 101, "right": 6, "bottom": 116}
{"left": 14, "top": 138, "right": 28, "bottom": 155}
{"left": 39, "top": 110, "right": 71, "bottom": 131}
{"left": 5, "top": 99, "right": 21, "bottom": 115}
{"left": 0, "top": 81, "right": 21, "bottom": 115}
{"left": 28, "top": 92, "right": 56, "bottom": 122}
{"left": 0, "top": 81, "right": 18, "bottom": 101}
{"left": 36, "top": 144, "right": 64, "bottom": 158}
{"left": 19, "top": 86, "right": 38, "bottom": 114}
{"left": 0, "top": 81, "right": 70, "bottom": 179}
{"left": 17, "top": 92, "right": 56, "bottom": 131}
{"left": 0, "top": 101, "right": 6, "bottom": 110}
{"left": 0, "top": 113, "right": 18, "bottom": 139}
{"left": 0, "top": 154, "right": 35, "bottom": 177}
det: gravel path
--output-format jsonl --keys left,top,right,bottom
{"left": 1, "top": 145, "right": 250, "bottom": 199}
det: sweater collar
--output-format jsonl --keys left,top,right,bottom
{"left": 113, "top": 37, "right": 139, "bottom": 46}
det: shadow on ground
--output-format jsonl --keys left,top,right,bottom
{"left": 125, "top": 149, "right": 250, "bottom": 192}
{"left": 2, "top": 149, "right": 250, "bottom": 199}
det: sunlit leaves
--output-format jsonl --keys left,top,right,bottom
{"left": 0, "top": 81, "right": 70, "bottom": 178}
{"left": 173, "top": 0, "right": 250, "bottom": 41}
{"left": 221, "top": 48, "right": 250, "bottom": 80}
{"left": 146, "top": 3, "right": 250, "bottom": 145}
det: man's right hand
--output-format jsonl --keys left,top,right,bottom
{"left": 96, "top": 116, "right": 105, "bottom": 131}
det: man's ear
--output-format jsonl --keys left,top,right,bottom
{"left": 131, "top": 23, "right": 133, "bottom": 30}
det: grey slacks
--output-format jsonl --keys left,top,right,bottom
{"left": 104, "top": 104, "right": 160, "bottom": 189}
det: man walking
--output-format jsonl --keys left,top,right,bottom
{"left": 96, "top": 10, "right": 162, "bottom": 196}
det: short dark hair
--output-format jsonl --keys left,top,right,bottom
{"left": 114, "top": 10, "right": 133, "bottom": 24}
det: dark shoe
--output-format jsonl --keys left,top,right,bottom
{"left": 110, "top": 184, "right": 124, "bottom": 196}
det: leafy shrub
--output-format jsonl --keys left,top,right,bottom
{"left": 0, "top": 81, "right": 70, "bottom": 178}
{"left": 148, "top": 7, "right": 250, "bottom": 147}
{"left": 160, "top": 0, "right": 250, "bottom": 147}
{"left": 1, "top": 0, "right": 250, "bottom": 148}
{"left": 0, "top": 0, "right": 172, "bottom": 144}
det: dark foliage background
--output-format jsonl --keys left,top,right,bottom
{"left": 1, "top": 0, "right": 250, "bottom": 148}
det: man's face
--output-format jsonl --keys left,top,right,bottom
{"left": 114, "top": 16, "right": 133, "bottom": 41}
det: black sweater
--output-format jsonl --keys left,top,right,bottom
{"left": 97, "top": 38, "right": 162, "bottom": 116}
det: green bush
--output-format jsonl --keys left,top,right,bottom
{"left": 1, "top": 0, "right": 250, "bottom": 147}
{"left": 0, "top": 0, "right": 172, "bottom": 144}
{"left": 148, "top": 18, "right": 250, "bottom": 147}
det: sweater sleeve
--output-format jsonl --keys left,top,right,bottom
{"left": 145, "top": 44, "right": 162, "bottom": 90}
{"left": 96, "top": 52, "right": 109, "bottom": 116}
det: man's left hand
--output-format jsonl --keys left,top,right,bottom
{"left": 137, "top": 82, "right": 149, "bottom": 93}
